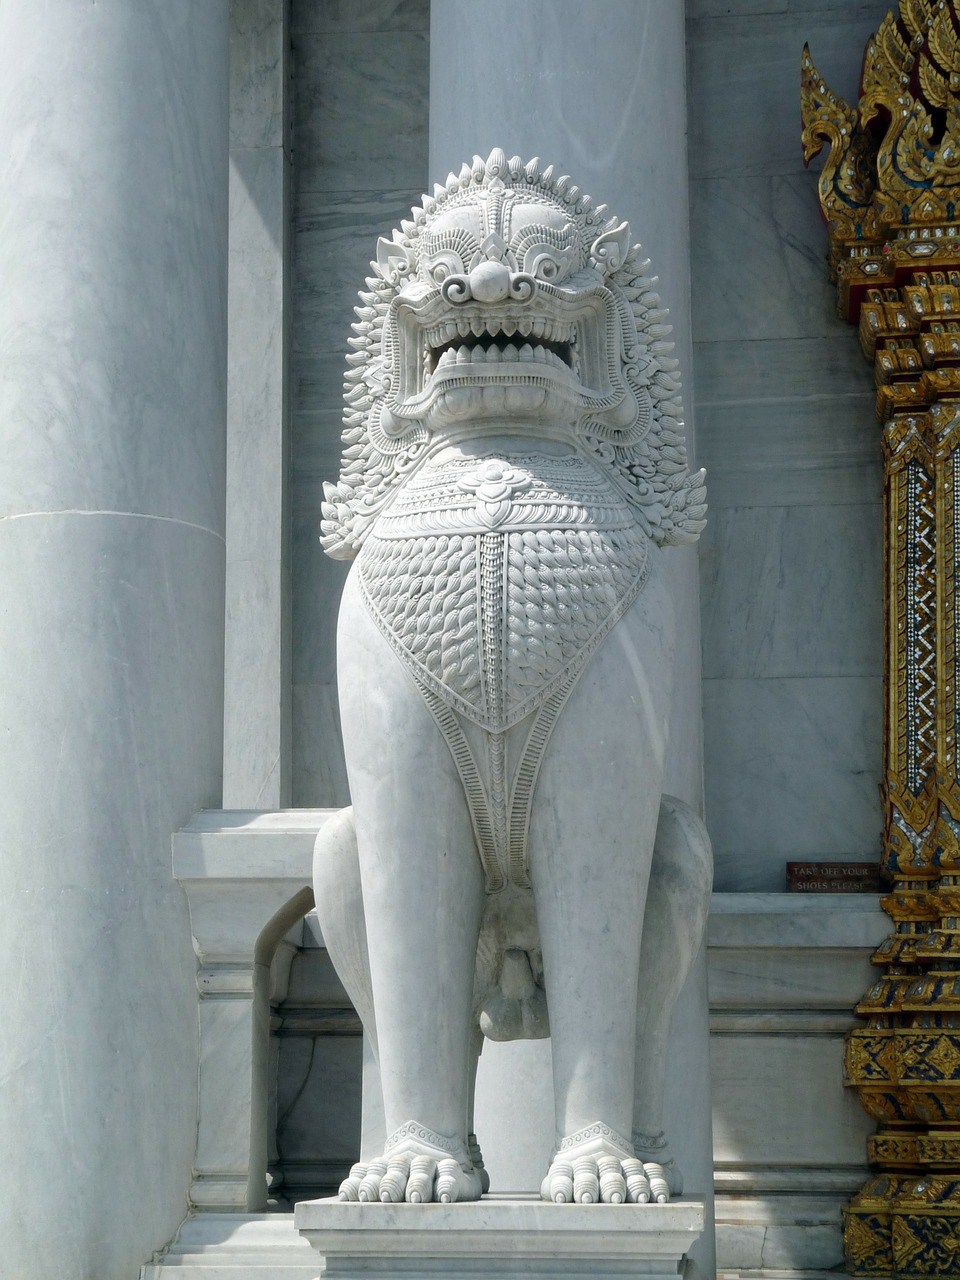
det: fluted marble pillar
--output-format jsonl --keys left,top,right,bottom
{"left": 0, "top": 4, "right": 229, "bottom": 1279}
{"left": 430, "top": 5, "right": 713, "bottom": 1276}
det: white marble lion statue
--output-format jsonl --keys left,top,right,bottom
{"left": 313, "top": 149, "right": 711, "bottom": 1206}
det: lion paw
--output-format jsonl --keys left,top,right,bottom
{"left": 540, "top": 1154, "right": 668, "bottom": 1203}
{"left": 539, "top": 1122, "right": 671, "bottom": 1204}
{"left": 338, "top": 1123, "right": 483, "bottom": 1204}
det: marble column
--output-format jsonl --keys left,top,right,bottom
{"left": 0, "top": 4, "right": 228, "bottom": 1279}
{"left": 429, "top": 5, "right": 714, "bottom": 1276}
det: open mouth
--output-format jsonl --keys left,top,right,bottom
{"left": 381, "top": 285, "right": 632, "bottom": 431}
{"left": 424, "top": 316, "right": 577, "bottom": 378}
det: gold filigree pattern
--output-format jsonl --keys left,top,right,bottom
{"left": 804, "top": 5, "right": 960, "bottom": 1273}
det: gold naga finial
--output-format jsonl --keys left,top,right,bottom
{"left": 802, "top": 2, "right": 960, "bottom": 320}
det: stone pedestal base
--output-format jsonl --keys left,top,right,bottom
{"left": 294, "top": 1195, "right": 705, "bottom": 1280}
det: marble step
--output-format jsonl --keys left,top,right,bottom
{"left": 140, "top": 1214, "right": 319, "bottom": 1279}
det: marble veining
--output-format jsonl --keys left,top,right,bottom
{"left": 292, "top": 29, "right": 428, "bottom": 193}
{"left": 230, "top": 0, "right": 287, "bottom": 151}
{"left": 699, "top": 504, "right": 881, "bottom": 679}
{"left": 687, "top": 10, "right": 879, "bottom": 181}
{"left": 694, "top": 391, "right": 879, "bottom": 510}
{"left": 704, "top": 675, "right": 882, "bottom": 886}
{"left": 0, "top": 11, "right": 227, "bottom": 532}
{"left": 690, "top": 173, "right": 850, "bottom": 344}
{"left": 293, "top": 188, "right": 427, "bottom": 356}
{"left": 292, "top": 682, "right": 352, "bottom": 808}
{"left": 291, "top": 0, "right": 428, "bottom": 38}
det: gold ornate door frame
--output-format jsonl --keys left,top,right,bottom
{"left": 803, "top": 5, "right": 960, "bottom": 1274}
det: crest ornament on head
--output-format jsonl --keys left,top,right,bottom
{"left": 320, "top": 149, "right": 706, "bottom": 559}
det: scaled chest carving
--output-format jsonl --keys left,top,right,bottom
{"left": 358, "top": 451, "right": 649, "bottom": 732}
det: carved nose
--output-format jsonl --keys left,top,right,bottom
{"left": 469, "top": 260, "right": 511, "bottom": 303}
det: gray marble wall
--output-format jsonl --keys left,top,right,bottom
{"left": 290, "top": 0, "right": 429, "bottom": 804}
{"left": 687, "top": 0, "right": 886, "bottom": 889}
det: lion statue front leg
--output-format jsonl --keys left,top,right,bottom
{"left": 327, "top": 567, "right": 487, "bottom": 1204}
{"left": 522, "top": 550, "right": 674, "bottom": 1203}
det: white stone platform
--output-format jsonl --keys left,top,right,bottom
{"left": 294, "top": 1194, "right": 705, "bottom": 1280}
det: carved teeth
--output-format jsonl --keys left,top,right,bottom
{"left": 424, "top": 316, "right": 580, "bottom": 354}
{"left": 428, "top": 338, "right": 573, "bottom": 372}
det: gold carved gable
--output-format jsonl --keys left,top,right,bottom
{"left": 802, "top": 2, "right": 960, "bottom": 319}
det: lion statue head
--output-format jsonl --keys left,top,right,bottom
{"left": 321, "top": 149, "right": 706, "bottom": 558}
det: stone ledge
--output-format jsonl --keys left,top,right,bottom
{"left": 173, "top": 808, "right": 335, "bottom": 881}
{"left": 708, "top": 892, "right": 887, "bottom": 949}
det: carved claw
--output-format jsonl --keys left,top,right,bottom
{"left": 572, "top": 1157, "right": 600, "bottom": 1204}
{"left": 541, "top": 1158, "right": 574, "bottom": 1203}
{"left": 378, "top": 1155, "right": 410, "bottom": 1203}
{"left": 405, "top": 1154, "right": 437, "bottom": 1203}
{"left": 622, "top": 1158, "right": 651, "bottom": 1203}
{"left": 433, "top": 1158, "right": 484, "bottom": 1203}
{"left": 338, "top": 1161, "right": 366, "bottom": 1201}
{"left": 357, "top": 1158, "right": 387, "bottom": 1202}
{"left": 542, "top": 1153, "right": 651, "bottom": 1204}
{"left": 597, "top": 1154, "right": 626, "bottom": 1204}
{"left": 633, "top": 1130, "right": 683, "bottom": 1195}
{"left": 436, "top": 1157, "right": 463, "bottom": 1203}
{"left": 643, "top": 1160, "right": 670, "bottom": 1204}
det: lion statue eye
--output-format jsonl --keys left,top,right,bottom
{"left": 424, "top": 252, "right": 462, "bottom": 285}
{"left": 523, "top": 245, "right": 577, "bottom": 283}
